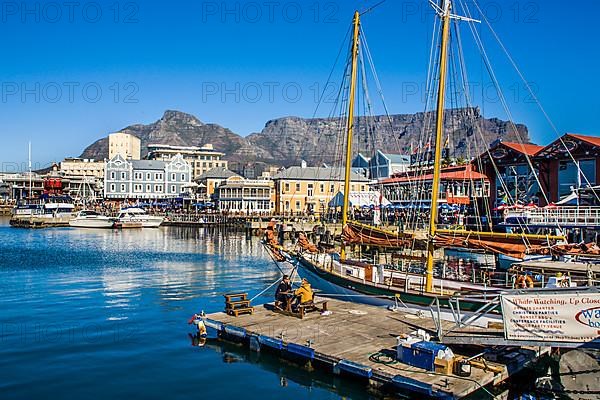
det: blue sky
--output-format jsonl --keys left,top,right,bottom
{"left": 0, "top": 0, "right": 597, "bottom": 169}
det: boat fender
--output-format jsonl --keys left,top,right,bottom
{"left": 195, "top": 319, "right": 207, "bottom": 336}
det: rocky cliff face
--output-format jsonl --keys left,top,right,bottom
{"left": 81, "top": 110, "right": 267, "bottom": 162}
{"left": 80, "top": 108, "right": 529, "bottom": 166}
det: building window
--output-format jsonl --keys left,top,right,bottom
{"left": 155, "top": 173, "right": 161, "bottom": 180}
{"left": 558, "top": 159, "right": 596, "bottom": 198}
{"left": 121, "top": 172, "right": 126, "bottom": 180}
{"left": 171, "top": 173, "right": 176, "bottom": 181}
{"left": 330, "top": 184, "right": 335, "bottom": 192}
{"left": 320, "top": 183, "right": 324, "bottom": 193}
{"left": 171, "top": 185, "right": 176, "bottom": 193}
{"left": 284, "top": 183, "right": 290, "bottom": 192}
{"left": 147, "top": 173, "right": 151, "bottom": 180}
{"left": 307, "top": 184, "right": 314, "bottom": 197}
{"left": 295, "top": 201, "right": 301, "bottom": 210}
{"left": 181, "top": 173, "right": 185, "bottom": 181}
{"left": 110, "top": 184, "right": 116, "bottom": 192}
{"left": 110, "top": 172, "right": 116, "bottom": 180}
{"left": 146, "top": 184, "right": 151, "bottom": 192}
{"left": 120, "top": 184, "right": 126, "bottom": 192}
{"left": 156, "top": 185, "right": 163, "bottom": 192}
{"left": 285, "top": 201, "right": 290, "bottom": 210}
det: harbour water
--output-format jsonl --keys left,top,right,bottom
{"left": 0, "top": 217, "right": 549, "bottom": 399}
{"left": 0, "top": 218, "right": 373, "bottom": 399}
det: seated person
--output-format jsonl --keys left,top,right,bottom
{"left": 274, "top": 275, "right": 292, "bottom": 309}
{"left": 292, "top": 278, "right": 314, "bottom": 311}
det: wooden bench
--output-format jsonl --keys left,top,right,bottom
{"left": 297, "top": 297, "right": 328, "bottom": 319}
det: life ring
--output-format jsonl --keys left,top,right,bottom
{"left": 515, "top": 274, "right": 534, "bottom": 288}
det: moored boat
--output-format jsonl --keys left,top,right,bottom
{"left": 116, "top": 207, "right": 163, "bottom": 228}
{"left": 69, "top": 210, "right": 115, "bottom": 229}
{"left": 274, "top": 3, "right": 583, "bottom": 312}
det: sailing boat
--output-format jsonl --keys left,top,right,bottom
{"left": 270, "top": 2, "right": 575, "bottom": 310}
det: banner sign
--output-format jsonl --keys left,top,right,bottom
{"left": 501, "top": 292, "right": 600, "bottom": 343}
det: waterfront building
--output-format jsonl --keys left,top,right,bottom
{"left": 108, "top": 132, "right": 141, "bottom": 160}
{"left": 0, "top": 181, "right": 8, "bottom": 200}
{"left": 476, "top": 133, "right": 600, "bottom": 207}
{"left": 377, "top": 164, "right": 490, "bottom": 206}
{"left": 229, "top": 161, "right": 279, "bottom": 180}
{"left": 351, "top": 153, "right": 370, "bottom": 177}
{"left": 272, "top": 163, "right": 370, "bottom": 214}
{"left": 147, "top": 143, "right": 227, "bottom": 180}
{"left": 368, "top": 151, "right": 411, "bottom": 180}
{"left": 0, "top": 172, "right": 45, "bottom": 200}
{"left": 535, "top": 133, "right": 600, "bottom": 204}
{"left": 194, "top": 167, "right": 243, "bottom": 201}
{"left": 104, "top": 154, "right": 191, "bottom": 200}
{"left": 475, "top": 141, "right": 544, "bottom": 207}
{"left": 59, "top": 158, "right": 105, "bottom": 180}
{"left": 216, "top": 179, "right": 274, "bottom": 214}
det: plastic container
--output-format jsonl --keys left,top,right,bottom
{"left": 397, "top": 341, "right": 448, "bottom": 371}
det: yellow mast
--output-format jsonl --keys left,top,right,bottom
{"left": 425, "top": 0, "right": 452, "bottom": 293}
{"left": 340, "top": 11, "right": 361, "bottom": 261}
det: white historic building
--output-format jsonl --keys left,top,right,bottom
{"left": 104, "top": 154, "right": 191, "bottom": 200}
{"left": 216, "top": 179, "right": 274, "bottom": 214}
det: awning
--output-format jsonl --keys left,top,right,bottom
{"left": 328, "top": 191, "right": 390, "bottom": 208}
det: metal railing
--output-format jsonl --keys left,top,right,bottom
{"left": 505, "top": 207, "right": 600, "bottom": 227}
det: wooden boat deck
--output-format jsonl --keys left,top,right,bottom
{"left": 204, "top": 298, "right": 548, "bottom": 399}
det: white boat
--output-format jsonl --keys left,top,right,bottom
{"left": 12, "top": 203, "right": 42, "bottom": 217}
{"left": 116, "top": 207, "right": 163, "bottom": 228}
{"left": 10, "top": 200, "right": 75, "bottom": 227}
{"left": 39, "top": 202, "right": 76, "bottom": 219}
{"left": 69, "top": 210, "right": 115, "bottom": 228}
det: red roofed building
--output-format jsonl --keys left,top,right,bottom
{"left": 476, "top": 134, "right": 600, "bottom": 208}
{"left": 535, "top": 133, "right": 600, "bottom": 203}
{"left": 475, "top": 140, "right": 544, "bottom": 208}
{"left": 378, "top": 164, "right": 490, "bottom": 206}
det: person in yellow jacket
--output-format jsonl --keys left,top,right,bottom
{"left": 292, "top": 278, "right": 314, "bottom": 311}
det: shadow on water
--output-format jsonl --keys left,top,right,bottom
{"left": 190, "top": 333, "right": 383, "bottom": 400}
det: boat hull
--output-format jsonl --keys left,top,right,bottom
{"left": 297, "top": 257, "right": 392, "bottom": 307}
{"left": 69, "top": 218, "right": 115, "bottom": 229}
{"left": 295, "top": 254, "right": 493, "bottom": 312}
{"left": 118, "top": 217, "right": 163, "bottom": 228}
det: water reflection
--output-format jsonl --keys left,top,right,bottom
{"left": 198, "top": 339, "right": 378, "bottom": 400}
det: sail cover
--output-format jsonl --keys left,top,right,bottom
{"left": 342, "top": 221, "right": 414, "bottom": 248}
{"left": 433, "top": 231, "right": 553, "bottom": 259}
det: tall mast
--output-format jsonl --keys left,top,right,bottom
{"left": 340, "top": 11, "right": 361, "bottom": 261}
{"left": 425, "top": 0, "right": 452, "bottom": 293}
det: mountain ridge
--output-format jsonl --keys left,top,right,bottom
{"left": 80, "top": 109, "right": 530, "bottom": 166}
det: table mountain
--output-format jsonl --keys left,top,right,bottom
{"left": 80, "top": 108, "right": 529, "bottom": 166}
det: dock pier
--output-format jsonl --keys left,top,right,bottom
{"left": 200, "top": 297, "right": 548, "bottom": 399}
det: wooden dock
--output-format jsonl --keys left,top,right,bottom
{"left": 201, "top": 298, "right": 548, "bottom": 399}
{"left": 9, "top": 215, "right": 71, "bottom": 228}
